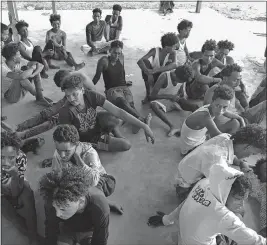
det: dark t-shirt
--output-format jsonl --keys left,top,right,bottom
{"left": 59, "top": 90, "right": 106, "bottom": 141}
{"left": 86, "top": 20, "right": 106, "bottom": 44}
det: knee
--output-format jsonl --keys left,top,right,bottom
{"left": 231, "top": 119, "right": 241, "bottom": 130}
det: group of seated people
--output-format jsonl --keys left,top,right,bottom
{"left": 1, "top": 4, "right": 267, "bottom": 245}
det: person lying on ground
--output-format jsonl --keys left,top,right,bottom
{"left": 1, "top": 131, "right": 38, "bottom": 245}
{"left": 180, "top": 85, "right": 245, "bottom": 156}
{"left": 1, "top": 42, "right": 52, "bottom": 106}
{"left": 137, "top": 32, "right": 179, "bottom": 104}
{"left": 176, "top": 124, "right": 266, "bottom": 201}
{"left": 93, "top": 40, "right": 152, "bottom": 134}
{"left": 105, "top": 4, "right": 123, "bottom": 42}
{"left": 204, "top": 63, "right": 266, "bottom": 128}
{"left": 45, "top": 14, "right": 85, "bottom": 71}
{"left": 59, "top": 73, "right": 155, "bottom": 152}
{"left": 40, "top": 165, "right": 121, "bottom": 245}
{"left": 148, "top": 163, "right": 266, "bottom": 245}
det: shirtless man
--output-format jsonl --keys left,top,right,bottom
{"left": 137, "top": 32, "right": 179, "bottom": 103}
{"left": 45, "top": 14, "right": 85, "bottom": 71}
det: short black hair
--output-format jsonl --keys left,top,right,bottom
{"left": 110, "top": 40, "right": 123, "bottom": 49}
{"left": 2, "top": 42, "right": 20, "bottom": 60}
{"left": 201, "top": 39, "right": 217, "bottom": 53}
{"left": 175, "top": 64, "right": 194, "bottom": 82}
{"left": 1, "top": 131, "right": 22, "bottom": 150}
{"left": 221, "top": 63, "right": 242, "bottom": 77}
{"left": 231, "top": 124, "right": 266, "bottom": 151}
{"left": 53, "top": 124, "right": 79, "bottom": 144}
{"left": 230, "top": 175, "right": 251, "bottom": 199}
{"left": 15, "top": 20, "right": 29, "bottom": 32}
{"left": 161, "top": 32, "right": 178, "bottom": 48}
{"left": 113, "top": 4, "right": 122, "bottom": 12}
{"left": 93, "top": 8, "right": 102, "bottom": 15}
{"left": 50, "top": 14, "right": 61, "bottom": 24}
{"left": 53, "top": 69, "right": 71, "bottom": 87}
{"left": 212, "top": 85, "right": 234, "bottom": 101}
{"left": 253, "top": 158, "right": 266, "bottom": 180}
{"left": 61, "top": 73, "right": 84, "bottom": 90}
{"left": 1, "top": 23, "right": 8, "bottom": 32}
{"left": 217, "top": 40, "right": 235, "bottom": 51}
{"left": 177, "top": 19, "right": 193, "bottom": 33}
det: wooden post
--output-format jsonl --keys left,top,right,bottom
{"left": 7, "top": 1, "right": 20, "bottom": 42}
{"left": 52, "top": 1, "right": 57, "bottom": 14}
{"left": 195, "top": 1, "right": 202, "bottom": 13}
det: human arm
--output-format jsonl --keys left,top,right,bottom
{"left": 203, "top": 112, "right": 222, "bottom": 137}
{"left": 62, "top": 31, "right": 66, "bottom": 48}
{"left": 92, "top": 57, "right": 107, "bottom": 85}
{"left": 86, "top": 24, "right": 96, "bottom": 50}
{"left": 18, "top": 42, "right": 32, "bottom": 61}
{"left": 115, "top": 16, "right": 123, "bottom": 40}
{"left": 45, "top": 31, "right": 62, "bottom": 48}
{"left": 152, "top": 50, "right": 178, "bottom": 74}
{"left": 6, "top": 66, "right": 35, "bottom": 80}
{"left": 213, "top": 58, "right": 226, "bottom": 70}
{"left": 137, "top": 48, "right": 156, "bottom": 75}
{"left": 235, "top": 98, "right": 246, "bottom": 113}
{"left": 223, "top": 110, "right": 246, "bottom": 127}
{"left": 28, "top": 61, "right": 44, "bottom": 77}
{"left": 203, "top": 87, "right": 215, "bottom": 105}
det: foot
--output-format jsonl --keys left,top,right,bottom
{"left": 35, "top": 98, "right": 52, "bottom": 107}
{"left": 142, "top": 96, "right": 150, "bottom": 104}
{"left": 49, "top": 64, "right": 60, "bottom": 69}
{"left": 167, "top": 127, "right": 180, "bottom": 137}
{"left": 41, "top": 72, "right": 49, "bottom": 79}
{"left": 75, "top": 62, "right": 85, "bottom": 71}
{"left": 109, "top": 203, "right": 124, "bottom": 215}
{"left": 126, "top": 80, "right": 133, "bottom": 86}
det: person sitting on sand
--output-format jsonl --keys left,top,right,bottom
{"left": 204, "top": 64, "right": 267, "bottom": 128}
{"left": 180, "top": 85, "right": 245, "bottom": 156}
{"left": 82, "top": 8, "right": 112, "bottom": 56}
{"left": 40, "top": 165, "right": 122, "bottom": 245}
{"left": 176, "top": 124, "right": 266, "bottom": 200}
{"left": 137, "top": 32, "right": 179, "bottom": 104}
{"left": 1, "top": 42, "right": 52, "bottom": 106}
{"left": 45, "top": 14, "right": 85, "bottom": 71}
{"left": 93, "top": 40, "right": 151, "bottom": 134}
{"left": 58, "top": 73, "right": 155, "bottom": 152}
{"left": 1, "top": 131, "right": 38, "bottom": 245}
{"left": 148, "top": 163, "right": 266, "bottom": 245}
{"left": 105, "top": 4, "right": 123, "bottom": 41}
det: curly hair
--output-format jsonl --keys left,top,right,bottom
{"left": 1, "top": 23, "right": 8, "bottom": 32}
{"left": 217, "top": 40, "right": 235, "bottom": 51}
{"left": 113, "top": 4, "right": 122, "bottom": 12}
{"left": 53, "top": 69, "right": 71, "bottom": 88}
{"left": 253, "top": 158, "right": 266, "bottom": 180}
{"left": 201, "top": 39, "right": 217, "bottom": 53}
{"left": 111, "top": 40, "right": 123, "bottom": 49}
{"left": 212, "top": 85, "right": 234, "bottom": 101}
{"left": 61, "top": 73, "right": 84, "bottom": 90}
{"left": 161, "top": 32, "right": 178, "bottom": 48}
{"left": 2, "top": 42, "right": 20, "bottom": 60}
{"left": 39, "top": 166, "right": 92, "bottom": 206}
{"left": 53, "top": 124, "right": 79, "bottom": 144}
{"left": 1, "top": 131, "right": 22, "bottom": 150}
{"left": 221, "top": 63, "right": 242, "bottom": 77}
{"left": 175, "top": 64, "right": 194, "bottom": 82}
{"left": 49, "top": 14, "right": 61, "bottom": 24}
{"left": 231, "top": 124, "right": 266, "bottom": 151}
{"left": 177, "top": 19, "right": 193, "bottom": 32}
{"left": 93, "top": 8, "right": 102, "bottom": 15}
{"left": 230, "top": 175, "right": 251, "bottom": 199}
{"left": 15, "top": 20, "right": 29, "bottom": 32}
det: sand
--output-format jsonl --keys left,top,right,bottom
{"left": 1, "top": 7, "right": 265, "bottom": 245}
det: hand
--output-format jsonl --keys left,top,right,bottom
{"left": 143, "top": 124, "right": 155, "bottom": 144}
{"left": 91, "top": 46, "right": 97, "bottom": 52}
{"left": 147, "top": 211, "right": 165, "bottom": 227}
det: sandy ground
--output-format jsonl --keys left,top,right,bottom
{"left": 1, "top": 7, "right": 265, "bottom": 245}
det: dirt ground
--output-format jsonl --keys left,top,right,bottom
{"left": 1, "top": 7, "right": 265, "bottom": 245}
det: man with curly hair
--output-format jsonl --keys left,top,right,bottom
{"left": 40, "top": 166, "right": 115, "bottom": 245}
{"left": 1, "top": 131, "right": 38, "bottom": 245}
{"left": 204, "top": 64, "right": 266, "bottom": 129}
{"left": 137, "top": 32, "right": 179, "bottom": 104}
{"left": 45, "top": 14, "right": 85, "bottom": 71}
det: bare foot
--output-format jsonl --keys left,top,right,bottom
{"left": 75, "top": 62, "right": 85, "bottom": 71}
{"left": 109, "top": 203, "right": 124, "bottom": 215}
{"left": 167, "top": 128, "right": 180, "bottom": 137}
{"left": 36, "top": 98, "right": 52, "bottom": 107}
{"left": 144, "top": 113, "right": 153, "bottom": 143}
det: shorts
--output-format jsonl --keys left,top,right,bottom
{"left": 4, "top": 79, "right": 28, "bottom": 103}
{"left": 96, "top": 174, "right": 116, "bottom": 197}
{"left": 151, "top": 99, "right": 180, "bottom": 113}
{"left": 106, "top": 86, "right": 134, "bottom": 105}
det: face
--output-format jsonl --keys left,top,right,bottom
{"left": 110, "top": 47, "right": 122, "bottom": 62}
{"left": 179, "top": 27, "right": 191, "bottom": 38}
{"left": 217, "top": 48, "right": 230, "bottom": 61}
{"left": 64, "top": 87, "right": 84, "bottom": 107}
{"left": 54, "top": 141, "right": 76, "bottom": 162}
{"left": 234, "top": 144, "right": 263, "bottom": 159}
{"left": 112, "top": 10, "right": 120, "bottom": 19}
{"left": 259, "top": 162, "right": 267, "bottom": 182}
{"left": 226, "top": 191, "right": 248, "bottom": 213}
{"left": 225, "top": 71, "right": 242, "bottom": 88}
{"left": 53, "top": 200, "right": 80, "bottom": 220}
{"left": 202, "top": 50, "right": 215, "bottom": 64}
{"left": 51, "top": 20, "right": 60, "bottom": 31}
{"left": 93, "top": 12, "right": 101, "bottom": 23}
{"left": 18, "top": 26, "right": 28, "bottom": 38}
{"left": 1, "top": 146, "right": 18, "bottom": 171}
{"left": 211, "top": 98, "right": 230, "bottom": 117}
{"left": 165, "top": 43, "right": 177, "bottom": 53}
{"left": 1, "top": 29, "right": 9, "bottom": 42}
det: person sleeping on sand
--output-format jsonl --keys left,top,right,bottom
{"left": 45, "top": 14, "right": 85, "bottom": 71}
{"left": 148, "top": 163, "right": 266, "bottom": 245}
{"left": 137, "top": 32, "right": 179, "bottom": 104}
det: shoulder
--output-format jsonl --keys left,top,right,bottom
{"left": 61, "top": 30, "right": 66, "bottom": 36}
{"left": 86, "top": 22, "right": 94, "bottom": 29}
{"left": 118, "top": 15, "right": 123, "bottom": 22}
{"left": 99, "top": 56, "right": 109, "bottom": 65}
{"left": 46, "top": 29, "right": 52, "bottom": 35}
{"left": 100, "top": 20, "right": 106, "bottom": 26}
{"left": 85, "top": 90, "right": 105, "bottom": 101}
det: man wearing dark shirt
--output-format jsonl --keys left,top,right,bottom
{"left": 40, "top": 166, "right": 110, "bottom": 245}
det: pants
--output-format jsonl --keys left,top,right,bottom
{"left": 106, "top": 86, "right": 134, "bottom": 105}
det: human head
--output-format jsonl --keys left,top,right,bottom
{"left": 225, "top": 175, "right": 251, "bottom": 213}
{"left": 161, "top": 32, "right": 178, "bottom": 52}
{"left": 177, "top": 19, "right": 193, "bottom": 38}
{"left": 201, "top": 39, "right": 217, "bottom": 64}
{"left": 2, "top": 42, "right": 21, "bottom": 63}
{"left": 61, "top": 73, "right": 85, "bottom": 106}
{"left": 15, "top": 20, "right": 29, "bottom": 38}
{"left": 253, "top": 158, "right": 267, "bottom": 183}
{"left": 53, "top": 69, "right": 71, "bottom": 88}
{"left": 92, "top": 8, "right": 102, "bottom": 23}
{"left": 110, "top": 40, "right": 123, "bottom": 62}
{"left": 231, "top": 124, "right": 266, "bottom": 159}
{"left": 216, "top": 40, "right": 234, "bottom": 61}
{"left": 49, "top": 14, "right": 61, "bottom": 31}
{"left": 174, "top": 64, "right": 194, "bottom": 85}
{"left": 1, "top": 23, "right": 9, "bottom": 42}
{"left": 39, "top": 166, "right": 92, "bottom": 220}
{"left": 112, "top": 4, "right": 122, "bottom": 19}
{"left": 1, "top": 131, "right": 22, "bottom": 170}
{"left": 221, "top": 63, "right": 242, "bottom": 88}
{"left": 210, "top": 85, "right": 234, "bottom": 117}
{"left": 53, "top": 124, "right": 79, "bottom": 162}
